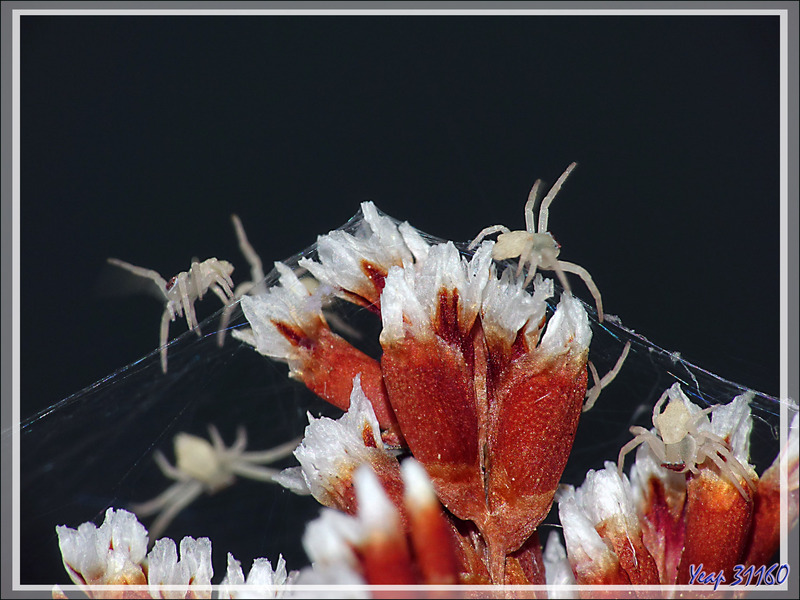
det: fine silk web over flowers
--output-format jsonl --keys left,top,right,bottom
{"left": 19, "top": 186, "right": 795, "bottom": 594}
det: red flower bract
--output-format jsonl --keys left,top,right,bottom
{"left": 239, "top": 202, "right": 594, "bottom": 584}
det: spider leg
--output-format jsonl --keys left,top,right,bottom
{"left": 234, "top": 281, "right": 256, "bottom": 300}
{"left": 620, "top": 428, "right": 668, "bottom": 476}
{"left": 147, "top": 479, "right": 205, "bottom": 542}
{"left": 516, "top": 238, "right": 535, "bottom": 280}
{"left": 227, "top": 462, "right": 281, "bottom": 482}
{"left": 231, "top": 425, "right": 249, "bottom": 454}
{"left": 522, "top": 245, "right": 540, "bottom": 288}
{"left": 557, "top": 259, "right": 603, "bottom": 322}
{"left": 209, "top": 283, "right": 232, "bottom": 306}
{"left": 232, "top": 215, "right": 266, "bottom": 292}
{"left": 683, "top": 435, "right": 699, "bottom": 472}
{"left": 522, "top": 264, "right": 539, "bottom": 289}
{"left": 584, "top": 361, "right": 602, "bottom": 412}
{"left": 239, "top": 436, "right": 301, "bottom": 464}
{"left": 693, "top": 429, "right": 729, "bottom": 449}
{"left": 696, "top": 404, "right": 719, "bottom": 418}
{"left": 618, "top": 425, "right": 658, "bottom": 476}
{"left": 583, "top": 341, "right": 631, "bottom": 412}
{"left": 629, "top": 425, "right": 650, "bottom": 437}
{"left": 548, "top": 259, "right": 573, "bottom": 297}
{"left": 468, "top": 225, "right": 511, "bottom": 250}
{"left": 210, "top": 268, "right": 235, "bottom": 300}
{"left": 217, "top": 292, "right": 248, "bottom": 347}
{"left": 129, "top": 480, "right": 187, "bottom": 518}
{"left": 600, "top": 342, "right": 631, "bottom": 387}
{"left": 653, "top": 391, "right": 671, "bottom": 414}
{"left": 644, "top": 434, "right": 669, "bottom": 464}
{"left": 153, "top": 449, "right": 190, "bottom": 482}
{"left": 218, "top": 279, "right": 256, "bottom": 337}
{"left": 190, "top": 260, "right": 205, "bottom": 300}
{"left": 688, "top": 405, "right": 719, "bottom": 430}
{"left": 207, "top": 424, "right": 227, "bottom": 454}
{"left": 106, "top": 258, "right": 170, "bottom": 300}
{"left": 651, "top": 389, "right": 671, "bottom": 426}
{"left": 166, "top": 298, "right": 178, "bottom": 320}
{"left": 524, "top": 179, "right": 543, "bottom": 233}
{"left": 701, "top": 447, "right": 750, "bottom": 500}
{"left": 176, "top": 274, "right": 200, "bottom": 335}
{"left": 216, "top": 215, "right": 267, "bottom": 348}
{"left": 159, "top": 309, "right": 172, "bottom": 373}
{"left": 617, "top": 436, "right": 644, "bottom": 476}
{"left": 515, "top": 250, "right": 527, "bottom": 279}
{"left": 537, "top": 162, "right": 577, "bottom": 234}
{"left": 710, "top": 442, "right": 757, "bottom": 492}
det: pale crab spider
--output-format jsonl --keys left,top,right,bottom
{"left": 107, "top": 256, "right": 236, "bottom": 373}
{"left": 130, "top": 425, "right": 299, "bottom": 542}
{"left": 617, "top": 388, "right": 757, "bottom": 500}
{"left": 468, "top": 162, "right": 604, "bottom": 322}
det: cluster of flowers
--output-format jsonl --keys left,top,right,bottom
{"left": 56, "top": 200, "right": 798, "bottom": 596}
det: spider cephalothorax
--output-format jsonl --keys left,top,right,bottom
{"left": 468, "top": 162, "right": 604, "bottom": 322}
{"left": 617, "top": 387, "right": 757, "bottom": 500}
{"left": 107, "top": 256, "right": 235, "bottom": 372}
{"left": 130, "top": 426, "right": 298, "bottom": 541}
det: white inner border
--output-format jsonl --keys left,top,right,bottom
{"left": 10, "top": 5, "right": 791, "bottom": 594}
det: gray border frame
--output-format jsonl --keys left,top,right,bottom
{"left": 2, "top": 2, "right": 797, "bottom": 598}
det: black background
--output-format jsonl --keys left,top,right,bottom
{"left": 20, "top": 14, "right": 781, "bottom": 586}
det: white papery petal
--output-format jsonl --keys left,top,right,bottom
{"left": 379, "top": 241, "right": 494, "bottom": 343}
{"left": 291, "top": 564, "right": 368, "bottom": 597}
{"left": 275, "top": 375, "right": 384, "bottom": 504}
{"left": 538, "top": 292, "right": 591, "bottom": 358}
{"left": 217, "top": 553, "right": 246, "bottom": 599}
{"left": 218, "top": 553, "right": 295, "bottom": 599}
{"left": 298, "top": 201, "right": 427, "bottom": 298}
{"left": 178, "top": 536, "right": 213, "bottom": 586}
{"left": 56, "top": 508, "right": 148, "bottom": 586}
{"left": 570, "top": 461, "right": 639, "bottom": 529}
{"left": 235, "top": 262, "right": 327, "bottom": 376}
{"left": 353, "top": 464, "right": 400, "bottom": 535}
{"left": 146, "top": 538, "right": 181, "bottom": 596}
{"left": 556, "top": 486, "right": 612, "bottom": 567}
{"left": 302, "top": 508, "right": 362, "bottom": 568}
{"left": 709, "top": 390, "right": 755, "bottom": 464}
{"left": 481, "top": 268, "right": 553, "bottom": 349}
{"left": 543, "top": 531, "right": 576, "bottom": 594}
{"left": 379, "top": 265, "right": 429, "bottom": 342}
{"left": 146, "top": 536, "right": 212, "bottom": 599}
{"left": 400, "top": 457, "right": 437, "bottom": 509}
{"left": 271, "top": 466, "right": 311, "bottom": 495}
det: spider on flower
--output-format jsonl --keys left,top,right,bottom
{"left": 107, "top": 256, "right": 236, "bottom": 373}
{"left": 107, "top": 211, "right": 271, "bottom": 373}
{"left": 617, "top": 386, "right": 757, "bottom": 500}
{"left": 130, "top": 425, "right": 299, "bottom": 542}
{"left": 468, "top": 162, "right": 604, "bottom": 322}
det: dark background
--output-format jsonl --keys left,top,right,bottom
{"left": 20, "top": 15, "right": 781, "bottom": 585}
